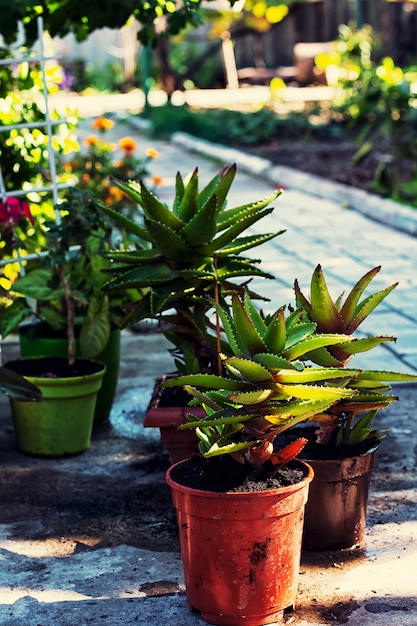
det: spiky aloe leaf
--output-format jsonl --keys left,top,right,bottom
{"left": 347, "top": 410, "right": 377, "bottom": 445}
{"left": 140, "top": 181, "right": 184, "bottom": 231}
{"left": 216, "top": 231, "right": 285, "bottom": 256}
{"left": 224, "top": 356, "right": 274, "bottom": 383}
{"left": 179, "top": 407, "right": 255, "bottom": 430}
{"left": 254, "top": 353, "right": 300, "bottom": 371}
{"left": 354, "top": 370, "right": 417, "bottom": 382}
{"left": 96, "top": 200, "right": 152, "bottom": 241}
{"left": 198, "top": 163, "right": 236, "bottom": 212}
{"left": 231, "top": 294, "right": 267, "bottom": 355}
{"left": 262, "top": 308, "right": 287, "bottom": 354}
{"left": 228, "top": 389, "right": 274, "bottom": 405}
{"left": 264, "top": 397, "right": 341, "bottom": 423}
{"left": 181, "top": 194, "right": 218, "bottom": 246}
{"left": 331, "top": 336, "right": 396, "bottom": 358}
{"left": 339, "top": 266, "right": 381, "bottom": 324}
{"left": 273, "top": 383, "right": 356, "bottom": 401}
{"left": 301, "top": 346, "right": 345, "bottom": 367}
{"left": 102, "top": 249, "right": 162, "bottom": 264}
{"left": 144, "top": 219, "right": 194, "bottom": 261}
{"left": 162, "top": 374, "right": 245, "bottom": 391}
{"left": 282, "top": 333, "right": 353, "bottom": 361}
{"left": 204, "top": 439, "right": 256, "bottom": 458}
{"left": 177, "top": 167, "right": 199, "bottom": 222}
{"left": 217, "top": 190, "right": 282, "bottom": 230}
{"left": 216, "top": 259, "right": 275, "bottom": 280}
{"left": 103, "top": 262, "right": 179, "bottom": 290}
{"left": 273, "top": 367, "right": 360, "bottom": 384}
{"left": 173, "top": 171, "right": 185, "bottom": 215}
{"left": 347, "top": 283, "right": 398, "bottom": 333}
{"left": 285, "top": 322, "right": 317, "bottom": 348}
{"left": 214, "top": 303, "right": 245, "bottom": 358}
{"left": 111, "top": 177, "right": 142, "bottom": 203}
{"left": 203, "top": 207, "right": 274, "bottom": 254}
{"left": 243, "top": 290, "right": 267, "bottom": 336}
{"left": 309, "top": 264, "right": 345, "bottom": 332}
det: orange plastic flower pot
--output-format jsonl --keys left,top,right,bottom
{"left": 166, "top": 460, "right": 314, "bottom": 626}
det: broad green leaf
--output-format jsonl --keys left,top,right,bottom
{"left": 13, "top": 268, "right": 63, "bottom": 301}
{"left": 79, "top": 296, "right": 110, "bottom": 358}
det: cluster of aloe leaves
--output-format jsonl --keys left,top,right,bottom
{"left": 163, "top": 292, "right": 360, "bottom": 466}
{"left": 97, "top": 164, "right": 283, "bottom": 373}
{"left": 293, "top": 264, "right": 417, "bottom": 446}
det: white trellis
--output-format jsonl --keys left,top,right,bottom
{"left": 0, "top": 16, "right": 73, "bottom": 268}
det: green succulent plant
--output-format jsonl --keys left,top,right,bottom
{"left": 97, "top": 163, "right": 284, "bottom": 374}
{"left": 294, "top": 264, "right": 417, "bottom": 446}
{"left": 163, "top": 292, "right": 362, "bottom": 470}
{"left": 294, "top": 264, "right": 398, "bottom": 367}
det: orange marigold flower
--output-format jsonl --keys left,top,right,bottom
{"left": 152, "top": 175, "right": 163, "bottom": 186}
{"left": 82, "top": 173, "right": 91, "bottom": 183}
{"left": 119, "top": 136, "right": 137, "bottom": 153}
{"left": 92, "top": 117, "right": 115, "bottom": 131}
{"left": 84, "top": 134, "right": 99, "bottom": 147}
{"left": 109, "top": 186, "right": 124, "bottom": 202}
{"left": 146, "top": 147, "right": 159, "bottom": 159}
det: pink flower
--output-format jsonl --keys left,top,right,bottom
{"left": 0, "top": 197, "right": 34, "bottom": 228}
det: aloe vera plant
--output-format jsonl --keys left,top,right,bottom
{"left": 163, "top": 292, "right": 363, "bottom": 470}
{"left": 294, "top": 264, "right": 417, "bottom": 446}
{"left": 98, "top": 164, "right": 284, "bottom": 373}
{"left": 294, "top": 264, "right": 398, "bottom": 367}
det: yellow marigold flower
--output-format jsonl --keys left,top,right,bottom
{"left": 146, "top": 147, "right": 159, "bottom": 159}
{"left": 92, "top": 117, "right": 115, "bottom": 131}
{"left": 84, "top": 134, "right": 99, "bottom": 147}
{"left": 152, "top": 175, "right": 163, "bottom": 186}
{"left": 109, "top": 186, "right": 124, "bottom": 202}
{"left": 119, "top": 136, "right": 137, "bottom": 153}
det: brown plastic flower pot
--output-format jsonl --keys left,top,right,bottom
{"left": 167, "top": 459, "right": 314, "bottom": 625}
{"left": 302, "top": 446, "right": 378, "bottom": 551}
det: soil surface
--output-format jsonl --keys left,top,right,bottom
{"left": 244, "top": 134, "right": 414, "bottom": 201}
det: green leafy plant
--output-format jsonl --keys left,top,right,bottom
{"left": 98, "top": 163, "right": 284, "bottom": 374}
{"left": 163, "top": 292, "right": 360, "bottom": 471}
{"left": 1, "top": 187, "right": 127, "bottom": 365}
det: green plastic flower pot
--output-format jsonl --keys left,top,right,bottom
{"left": 18, "top": 324, "right": 121, "bottom": 424}
{"left": 5, "top": 357, "right": 106, "bottom": 457}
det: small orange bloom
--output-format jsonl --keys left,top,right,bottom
{"left": 84, "top": 134, "right": 99, "bottom": 147}
{"left": 92, "top": 117, "right": 115, "bottom": 132}
{"left": 109, "top": 186, "right": 124, "bottom": 202}
{"left": 146, "top": 147, "right": 159, "bottom": 159}
{"left": 119, "top": 136, "right": 137, "bottom": 153}
{"left": 152, "top": 175, "right": 163, "bottom": 186}
{"left": 82, "top": 173, "right": 91, "bottom": 183}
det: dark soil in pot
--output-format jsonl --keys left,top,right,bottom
{"left": 170, "top": 454, "right": 308, "bottom": 492}
{"left": 5, "top": 356, "right": 104, "bottom": 379}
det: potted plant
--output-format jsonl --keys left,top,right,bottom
{"left": 1, "top": 187, "right": 126, "bottom": 424}
{"left": 97, "top": 163, "right": 285, "bottom": 461}
{"left": 163, "top": 292, "right": 364, "bottom": 624}
{"left": 289, "top": 264, "right": 417, "bottom": 550}
{"left": 0, "top": 188, "right": 114, "bottom": 456}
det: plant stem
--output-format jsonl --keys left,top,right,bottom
{"left": 57, "top": 266, "right": 76, "bottom": 365}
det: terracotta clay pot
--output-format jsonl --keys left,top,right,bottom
{"left": 302, "top": 446, "right": 378, "bottom": 551}
{"left": 166, "top": 459, "right": 314, "bottom": 626}
{"left": 144, "top": 375, "right": 202, "bottom": 463}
